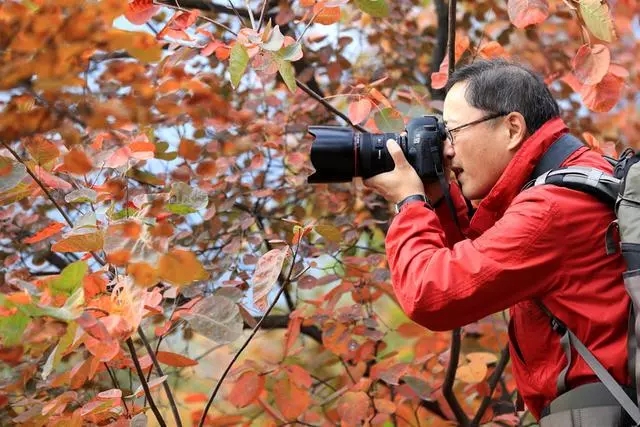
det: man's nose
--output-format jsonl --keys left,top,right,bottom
{"left": 443, "top": 138, "right": 455, "bottom": 160}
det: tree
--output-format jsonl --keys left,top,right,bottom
{"left": 0, "top": 0, "right": 637, "bottom": 426}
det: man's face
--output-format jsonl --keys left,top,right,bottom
{"left": 442, "top": 82, "right": 514, "bottom": 201}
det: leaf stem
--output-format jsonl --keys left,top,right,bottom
{"left": 138, "top": 326, "right": 183, "bottom": 427}
{"left": 197, "top": 243, "right": 301, "bottom": 427}
{"left": 126, "top": 339, "right": 167, "bottom": 427}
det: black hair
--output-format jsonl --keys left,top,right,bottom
{"left": 445, "top": 59, "right": 560, "bottom": 133}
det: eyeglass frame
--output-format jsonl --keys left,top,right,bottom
{"left": 445, "top": 112, "right": 509, "bottom": 145}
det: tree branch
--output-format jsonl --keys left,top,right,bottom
{"left": 471, "top": 345, "right": 510, "bottom": 426}
{"left": 156, "top": 0, "right": 252, "bottom": 17}
{"left": 198, "top": 242, "right": 302, "bottom": 427}
{"left": 126, "top": 339, "right": 167, "bottom": 427}
{"left": 137, "top": 327, "right": 183, "bottom": 427}
{"left": 443, "top": 328, "right": 469, "bottom": 426}
{"left": 246, "top": 314, "right": 323, "bottom": 345}
{"left": 427, "top": 0, "right": 449, "bottom": 100}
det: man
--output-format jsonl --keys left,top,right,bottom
{"left": 363, "top": 59, "right": 631, "bottom": 422}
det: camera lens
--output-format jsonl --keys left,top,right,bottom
{"left": 307, "top": 126, "right": 358, "bottom": 183}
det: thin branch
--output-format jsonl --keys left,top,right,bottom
{"left": 471, "top": 345, "right": 510, "bottom": 426}
{"left": 442, "top": 328, "right": 469, "bottom": 426}
{"left": 126, "top": 340, "right": 167, "bottom": 427}
{"left": 197, "top": 242, "right": 302, "bottom": 427}
{"left": 226, "top": 0, "right": 248, "bottom": 27}
{"left": 296, "top": 79, "right": 367, "bottom": 132}
{"left": 158, "top": 1, "right": 237, "bottom": 35}
{"left": 137, "top": 327, "right": 183, "bottom": 427}
{"left": 105, "top": 363, "right": 130, "bottom": 417}
{"left": 447, "top": 0, "right": 457, "bottom": 77}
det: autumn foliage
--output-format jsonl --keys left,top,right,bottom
{"left": 0, "top": 0, "right": 638, "bottom": 426}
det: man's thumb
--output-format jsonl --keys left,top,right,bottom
{"left": 386, "top": 139, "right": 407, "bottom": 167}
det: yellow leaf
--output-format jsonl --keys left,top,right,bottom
{"left": 466, "top": 351, "right": 498, "bottom": 365}
{"left": 455, "top": 361, "right": 487, "bottom": 384}
{"left": 52, "top": 231, "right": 104, "bottom": 253}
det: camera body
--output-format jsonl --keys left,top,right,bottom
{"left": 307, "top": 115, "right": 447, "bottom": 184}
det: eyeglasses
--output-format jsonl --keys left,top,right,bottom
{"left": 445, "top": 112, "right": 508, "bottom": 145}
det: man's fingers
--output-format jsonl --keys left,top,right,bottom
{"left": 386, "top": 139, "right": 408, "bottom": 167}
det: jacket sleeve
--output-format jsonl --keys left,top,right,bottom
{"left": 430, "top": 182, "right": 471, "bottom": 247}
{"left": 385, "top": 191, "right": 562, "bottom": 331}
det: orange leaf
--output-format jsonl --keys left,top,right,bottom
{"left": 33, "top": 165, "right": 72, "bottom": 190}
{"left": 5, "top": 292, "right": 32, "bottom": 305}
{"left": 23, "top": 221, "right": 65, "bottom": 244}
{"left": 156, "top": 351, "right": 198, "bottom": 367}
{"left": 477, "top": 41, "right": 508, "bottom": 59}
{"left": 127, "top": 262, "right": 159, "bottom": 287}
{"left": 273, "top": 376, "right": 310, "bottom": 420}
{"left": 26, "top": 136, "right": 60, "bottom": 168}
{"left": 228, "top": 370, "right": 265, "bottom": 408}
{"left": 348, "top": 98, "right": 372, "bottom": 125}
{"left": 431, "top": 71, "right": 449, "bottom": 90}
{"left": 314, "top": 4, "right": 341, "bottom": 25}
{"left": 252, "top": 247, "right": 289, "bottom": 310}
{"left": 158, "top": 249, "right": 208, "bottom": 287}
{"left": 129, "top": 141, "right": 156, "bottom": 153}
{"left": 97, "top": 389, "right": 122, "bottom": 400}
{"left": 62, "top": 148, "right": 93, "bottom": 175}
{"left": 52, "top": 231, "right": 104, "bottom": 253}
{"left": 455, "top": 360, "right": 488, "bottom": 384}
{"left": 507, "top": 0, "right": 550, "bottom": 28}
{"left": 284, "top": 315, "right": 302, "bottom": 357}
{"left": 178, "top": 139, "right": 201, "bottom": 161}
{"left": 572, "top": 44, "right": 610, "bottom": 85}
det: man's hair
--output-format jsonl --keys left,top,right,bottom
{"left": 445, "top": 59, "right": 560, "bottom": 133}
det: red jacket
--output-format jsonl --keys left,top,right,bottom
{"left": 385, "top": 117, "right": 630, "bottom": 420}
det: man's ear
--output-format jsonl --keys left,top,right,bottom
{"left": 505, "top": 112, "right": 527, "bottom": 151}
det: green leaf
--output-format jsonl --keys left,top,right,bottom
{"left": 111, "top": 208, "right": 138, "bottom": 220}
{"left": 278, "top": 43, "right": 303, "bottom": 62}
{"left": 374, "top": 108, "right": 405, "bottom": 132}
{"left": 0, "top": 311, "right": 29, "bottom": 347}
{"left": 580, "top": 0, "right": 616, "bottom": 42}
{"left": 0, "top": 156, "right": 27, "bottom": 192}
{"left": 229, "top": 43, "right": 250, "bottom": 89}
{"left": 169, "top": 181, "right": 208, "bottom": 210}
{"left": 155, "top": 151, "right": 178, "bottom": 161}
{"left": 165, "top": 204, "right": 197, "bottom": 215}
{"left": 127, "top": 168, "right": 164, "bottom": 186}
{"left": 277, "top": 59, "right": 297, "bottom": 93}
{"left": 50, "top": 260, "right": 88, "bottom": 295}
{"left": 354, "top": 0, "right": 390, "bottom": 18}
{"left": 54, "top": 323, "right": 77, "bottom": 367}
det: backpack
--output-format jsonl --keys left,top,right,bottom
{"left": 522, "top": 133, "right": 640, "bottom": 425}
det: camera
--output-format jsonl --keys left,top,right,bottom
{"left": 306, "top": 115, "right": 448, "bottom": 184}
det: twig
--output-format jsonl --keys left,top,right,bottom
{"left": 157, "top": 1, "right": 237, "bottom": 35}
{"left": 126, "top": 340, "right": 167, "bottom": 427}
{"left": 105, "top": 363, "right": 130, "bottom": 417}
{"left": 244, "top": 0, "right": 256, "bottom": 29}
{"left": 227, "top": 0, "right": 248, "bottom": 27}
{"left": 137, "top": 327, "right": 183, "bottom": 427}
{"left": 197, "top": 242, "right": 302, "bottom": 427}
{"left": 442, "top": 328, "right": 469, "bottom": 426}
{"left": 257, "top": 0, "right": 269, "bottom": 31}
{"left": 471, "top": 345, "right": 510, "bottom": 426}
{"left": 296, "top": 79, "right": 367, "bottom": 132}
{"left": 447, "top": 0, "right": 457, "bottom": 77}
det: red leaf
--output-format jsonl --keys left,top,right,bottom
{"left": 348, "top": 98, "right": 372, "bottom": 125}
{"left": 507, "top": 0, "right": 550, "bottom": 28}
{"left": 228, "top": 370, "right": 265, "bottom": 408}
{"left": 284, "top": 315, "right": 302, "bottom": 357}
{"left": 572, "top": 44, "right": 610, "bottom": 85}
{"left": 580, "top": 72, "right": 625, "bottom": 112}
{"left": 33, "top": 165, "right": 72, "bottom": 190}
{"left": 125, "top": 0, "right": 159, "bottom": 25}
{"left": 23, "top": 221, "right": 65, "bottom": 244}
{"left": 431, "top": 71, "right": 448, "bottom": 90}
{"left": 155, "top": 351, "right": 198, "bottom": 367}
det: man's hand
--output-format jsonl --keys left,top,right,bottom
{"left": 363, "top": 138, "right": 426, "bottom": 204}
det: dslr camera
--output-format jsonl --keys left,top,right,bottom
{"left": 307, "top": 115, "right": 448, "bottom": 184}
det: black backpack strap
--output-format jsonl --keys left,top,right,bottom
{"left": 536, "top": 300, "right": 640, "bottom": 424}
{"left": 531, "top": 133, "right": 585, "bottom": 180}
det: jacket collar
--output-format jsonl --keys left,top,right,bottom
{"left": 469, "top": 117, "right": 569, "bottom": 235}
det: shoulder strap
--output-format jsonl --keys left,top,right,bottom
{"left": 536, "top": 300, "right": 640, "bottom": 424}
{"left": 531, "top": 133, "right": 585, "bottom": 180}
